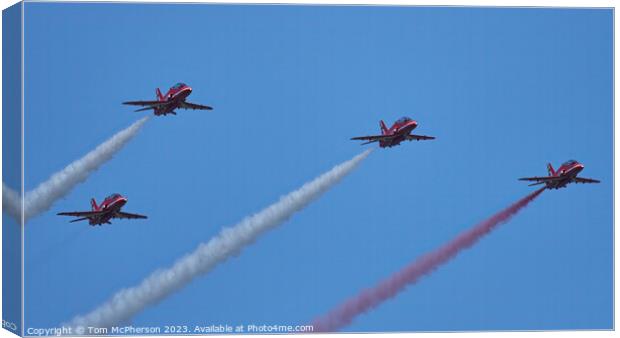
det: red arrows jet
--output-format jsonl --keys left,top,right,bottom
{"left": 519, "top": 160, "right": 600, "bottom": 189}
{"left": 123, "top": 82, "right": 213, "bottom": 116}
{"left": 57, "top": 193, "right": 147, "bottom": 226}
{"left": 351, "top": 117, "right": 435, "bottom": 148}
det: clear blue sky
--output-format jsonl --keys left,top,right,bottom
{"left": 22, "top": 3, "right": 612, "bottom": 332}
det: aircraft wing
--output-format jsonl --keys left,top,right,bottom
{"left": 69, "top": 217, "right": 90, "bottom": 223}
{"left": 122, "top": 100, "right": 168, "bottom": 107}
{"left": 179, "top": 101, "right": 213, "bottom": 110}
{"left": 123, "top": 100, "right": 170, "bottom": 112}
{"left": 573, "top": 177, "right": 601, "bottom": 184}
{"left": 351, "top": 134, "right": 436, "bottom": 144}
{"left": 350, "top": 134, "right": 395, "bottom": 145}
{"left": 57, "top": 211, "right": 105, "bottom": 218}
{"left": 134, "top": 106, "right": 156, "bottom": 112}
{"left": 518, "top": 176, "right": 561, "bottom": 186}
{"left": 406, "top": 134, "right": 436, "bottom": 141}
{"left": 351, "top": 134, "right": 393, "bottom": 141}
{"left": 518, "top": 176, "right": 558, "bottom": 182}
{"left": 113, "top": 211, "right": 148, "bottom": 220}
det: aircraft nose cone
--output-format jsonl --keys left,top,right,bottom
{"left": 574, "top": 164, "right": 584, "bottom": 174}
{"left": 118, "top": 198, "right": 127, "bottom": 206}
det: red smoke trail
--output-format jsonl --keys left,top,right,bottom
{"left": 311, "top": 188, "right": 545, "bottom": 332}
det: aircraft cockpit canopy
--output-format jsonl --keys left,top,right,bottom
{"left": 105, "top": 193, "right": 122, "bottom": 200}
{"left": 172, "top": 83, "right": 186, "bottom": 89}
{"left": 562, "top": 160, "right": 578, "bottom": 167}
{"left": 396, "top": 117, "right": 412, "bottom": 124}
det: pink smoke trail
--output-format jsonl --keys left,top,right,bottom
{"left": 312, "top": 188, "right": 545, "bottom": 332}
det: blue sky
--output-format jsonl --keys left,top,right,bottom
{"left": 21, "top": 3, "right": 612, "bottom": 332}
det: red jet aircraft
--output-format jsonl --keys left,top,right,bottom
{"left": 57, "top": 193, "right": 147, "bottom": 226}
{"left": 351, "top": 117, "right": 435, "bottom": 148}
{"left": 123, "top": 82, "right": 213, "bottom": 116}
{"left": 519, "top": 160, "right": 600, "bottom": 189}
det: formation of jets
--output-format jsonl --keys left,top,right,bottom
{"left": 57, "top": 83, "right": 601, "bottom": 226}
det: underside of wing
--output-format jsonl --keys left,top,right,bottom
{"left": 123, "top": 101, "right": 170, "bottom": 112}
{"left": 179, "top": 101, "right": 213, "bottom": 110}
{"left": 406, "top": 134, "right": 436, "bottom": 141}
{"left": 518, "top": 176, "right": 560, "bottom": 187}
{"left": 69, "top": 217, "right": 90, "bottom": 223}
{"left": 518, "top": 176, "right": 561, "bottom": 185}
{"left": 114, "top": 211, "right": 148, "bottom": 219}
{"left": 57, "top": 211, "right": 104, "bottom": 218}
{"left": 134, "top": 106, "right": 156, "bottom": 112}
{"left": 351, "top": 135, "right": 394, "bottom": 142}
{"left": 351, "top": 134, "right": 394, "bottom": 145}
{"left": 518, "top": 176, "right": 558, "bottom": 182}
{"left": 573, "top": 177, "right": 601, "bottom": 184}
{"left": 122, "top": 100, "right": 167, "bottom": 107}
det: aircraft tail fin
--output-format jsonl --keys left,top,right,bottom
{"left": 379, "top": 120, "right": 388, "bottom": 135}
{"left": 91, "top": 198, "right": 98, "bottom": 211}
{"left": 547, "top": 163, "right": 556, "bottom": 176}
{"left": 156, "top": 88, "right": 164, "bottom": 101}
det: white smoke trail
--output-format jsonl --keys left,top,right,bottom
{"left": 3, "top": 183, "right": 22, "bottom": 221}
{"left": 22, "top": 117, "right": 150, "bottom": 221}
{"left": 66, "top": 149, "right": 372, "bottom": 329}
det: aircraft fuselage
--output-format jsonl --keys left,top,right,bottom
{"left": 379, "top": 121, "right": 418, "bottom": 148}
{"left": 545, "top": 162, "right": 584, "bottom": 189}
{"left": 155, "top": 86, "right": 193, "bottom": 116}
{"left": 89, "top": 196, "right": 127, "bottom": 225}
